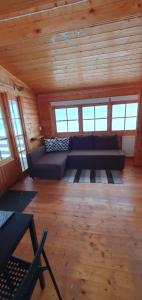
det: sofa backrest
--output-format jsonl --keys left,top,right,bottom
{"left": 70, "top": 135, "right": 120, "bottom": 151}
{"left": 70, "top": 135, "right": 93, "bottom": 150}
{"left": 94, "top": 135, "right": 119, "bottom": 150}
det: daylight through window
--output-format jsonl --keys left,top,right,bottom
{"left": 82, "top": 105, "right": 108, "bottom": 132}
{"left": 112, "top": 103, "right": 138, "bottom": 131}
{"left": 55, "top": 107, "right": 79, "bottom": 133}
{"left": 0, "top": 102, "right": 11, "bottom": 162}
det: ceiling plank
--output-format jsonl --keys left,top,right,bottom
{"left": 0, "top": 0, "right": 80, "bottom": 19}
{"left": 0, "top": 0, "right": 142, "bottom": 46}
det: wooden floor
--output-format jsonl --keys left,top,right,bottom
{"left": 12, "top": 159, "right": 142, "bottom": 300}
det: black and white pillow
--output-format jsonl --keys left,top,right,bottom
{"left": 45, "top": 138, "right": 69, "bottom": 152}
{"left": 44, "top": 139, "right": 56, "bottom": 152}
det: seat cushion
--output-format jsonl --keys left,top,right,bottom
{"left": 33, "top": 152, "right": 69, "bottom": 179}
{"left": 67, "top": 150, "right": 125, "bottom": 170}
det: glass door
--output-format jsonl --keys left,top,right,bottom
{"left": 8, "top": 99, "right": 28, "bottom": 171}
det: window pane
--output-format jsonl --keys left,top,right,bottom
{"left": 11, "top": 118, "right": 22, "bottom": 135}
{"left": 21, "top": 151, "right": 28, "bottom": 171}
{"left": 95, "top": 105, "right": 107, "bottom": 118}
{"left": 95, "top": 119, "right": 107, "bottom": 131}
{"left": 16, "top": 136, "right": 25, "bottom": 151}
{"left": 126, "top": 103, "right": 138, "bottom": 117}
{"left": 112, "top": 118, "right": 125, "bottom": 130}
{"left": 83, "top": 120, "right": 94, "bottom": 132}
{"left": 55, "top": 109, "right": 67, "bottom": 121}
{"left": 67, "top": 108, "right": 78, "bottom": 120}
{"left": 68, "top": 121, "right": 79, "bottom": 132}
{"left": 83, "top": 107, "right": 94, "bottom": 119}
{"left": 112, "top": 104, "right": 125, "bottom": 118}
{"left": 9, "top": 99, "right": 27, "bottom": 172}
{"left": 0, "top": 119, "right": 7, "bottom": 137}
{"left": 125, "top": 117, "right": 137, "bottom": 130}
{"left": 0, "top": 139, "right": 11, "bottom": 160}
{"left": 56, "top": 121, "right": 67, "bottom": 132}
{"left": 9, "top": 100, "right": 19, "bottom": 118}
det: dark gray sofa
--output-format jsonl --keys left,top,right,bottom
{"left": 27, "top": 135, "right": 125, "bottom": 179}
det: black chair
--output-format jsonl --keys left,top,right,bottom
{"left": 0, "top": 229, "right": 63, "bottom": 300}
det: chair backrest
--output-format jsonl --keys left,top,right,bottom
{"left": 13, "top": 229, "right": 48, "bottom": 300}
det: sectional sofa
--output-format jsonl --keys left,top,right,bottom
{"left": 27, "top": 135, "right": 125, "bottom": 180}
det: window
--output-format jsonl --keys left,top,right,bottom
{"left": 53, "top": 101, "right": 138, "bottom": 134}
{"left": 0, "top": 103, "right": 11, "bottom": 162}
{"left": 9, "top": 99, "right": 28, "bottom": 171}
{"left": 55, "top": 107, "right": 79, "bottom": 133}
{"left": 82, "top": 105, "right": 108, "bottom": 132}
{"left": 112, "top": 103, "right": 138, "bottom": 131}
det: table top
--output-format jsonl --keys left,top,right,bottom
{"left": 0, "top": 212, "right": 33, "bottom": 272}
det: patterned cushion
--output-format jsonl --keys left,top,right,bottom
{"left": 45, "top": 138, "right": 69, "bottom": 152}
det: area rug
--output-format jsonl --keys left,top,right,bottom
{"left": 63, "top": 169, "right": 123, "bottom": 184}
{"left": 0, "top": 190, "right": 37, "bottom": 211}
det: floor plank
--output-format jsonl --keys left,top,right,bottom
{"left": 12, "top": 159, "right": 142, "bottom": 300}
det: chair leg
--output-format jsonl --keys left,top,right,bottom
{"left": 42, "top": 250, "right": 63, "bottom": 300}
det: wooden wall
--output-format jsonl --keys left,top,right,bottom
{"left": 0, "top": 65, "right": 40, "bottom": 193}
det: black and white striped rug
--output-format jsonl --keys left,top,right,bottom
{"left": 63, "top": 169, "right": 123, "bottom": 184}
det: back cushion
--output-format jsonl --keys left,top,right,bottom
{"left": 94, "top": 135, "right": 119, "bottom": 150}
{"left": 70, "top": 135, "right": 93, "bottom": 150}
{"left": 45, "top": 137, "right": 69, "bottom": 152}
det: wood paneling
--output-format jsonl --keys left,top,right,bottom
{"left": 0, "top": 0, "right": 80, "bottom": 19}
{"left": 12, "top": 160, "right": 142, "bottom": 300}
{"left": 134, "top": 91, "right": 142, "bottom": 166}
{"left": 0, "top": 65, "right": 40, "bottom": 193}
{"left": 0, "top": 2, "right": 142, "bottom": 93}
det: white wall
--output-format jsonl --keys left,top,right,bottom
{"left": 122, "top": 136, "right": 135, "bottom": 157}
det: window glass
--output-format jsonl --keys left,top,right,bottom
{"left": 112, "top": 102, "right": 138, "bottom": 131}
{"left": 95, "top": 105, "right": 107, "bottom": 118}
{"left": 56, "top": 121, "right": 67, "bottom": 132}
{"left": 126, "top": 103, "right": 138, "bottom": 117}
{"left": 83, "top": 107, "right": 94, "bottom": 119}
{"left": 125, "top": 117, "right": 137, "bottom": 130}
{"left": 67, "top": 108, "right": 78, "bottom": 120}
{"left": 83, "top": 120, "right": 94, "bottom": 132}
{"left": 9, "top": 99, "right": 27, "bottom": 171}
{"left": 0, "top": 119, "right": 7, "bottom": 137}
{"left": 68, "top": 121, "right": 79, "bottom": 132}
{"left": 55, "top": 107, "right": 79, "bottom": 133}
{"left": 95, "top": 119, "right": 107, "bottom": 131}
{"left": 11, "top": 118, "right": 22, "bottom": 136}
{"left": 83, "top": 105, "right": 107, "bottom": 132}
{"left": 0, "top": 139, "right": 11, "bottom": 160}
{"left": 0, "top": 102, "right": 11, "bottom": 162}
{"left": 112, "top": 104, "right": 125, "bottom": 118}
{"left": 112, "top": 118, "right": 125, "bottom": 130}
{"left": 55, "top": 109, "right": 67, "bottom": 121}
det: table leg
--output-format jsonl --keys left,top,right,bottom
{"left": 29, "top": 218, "right": 45, "bottom": 289}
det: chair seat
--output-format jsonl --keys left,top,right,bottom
{"left": 0, "top": 256, "right": 30, "bottom": 300}
{"left": 0, "top": 229, "right": 62, "bottom": 300}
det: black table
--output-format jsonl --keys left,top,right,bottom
{"left": 0, "top": 212, "right": 45, "bottom": 288}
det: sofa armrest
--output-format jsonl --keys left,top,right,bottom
{"left": 27, "top": 146, "right": 45, "bottom": 165}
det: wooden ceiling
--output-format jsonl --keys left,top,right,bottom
{"left": 0, "top": 0, "right": 142, "bottom": 94}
